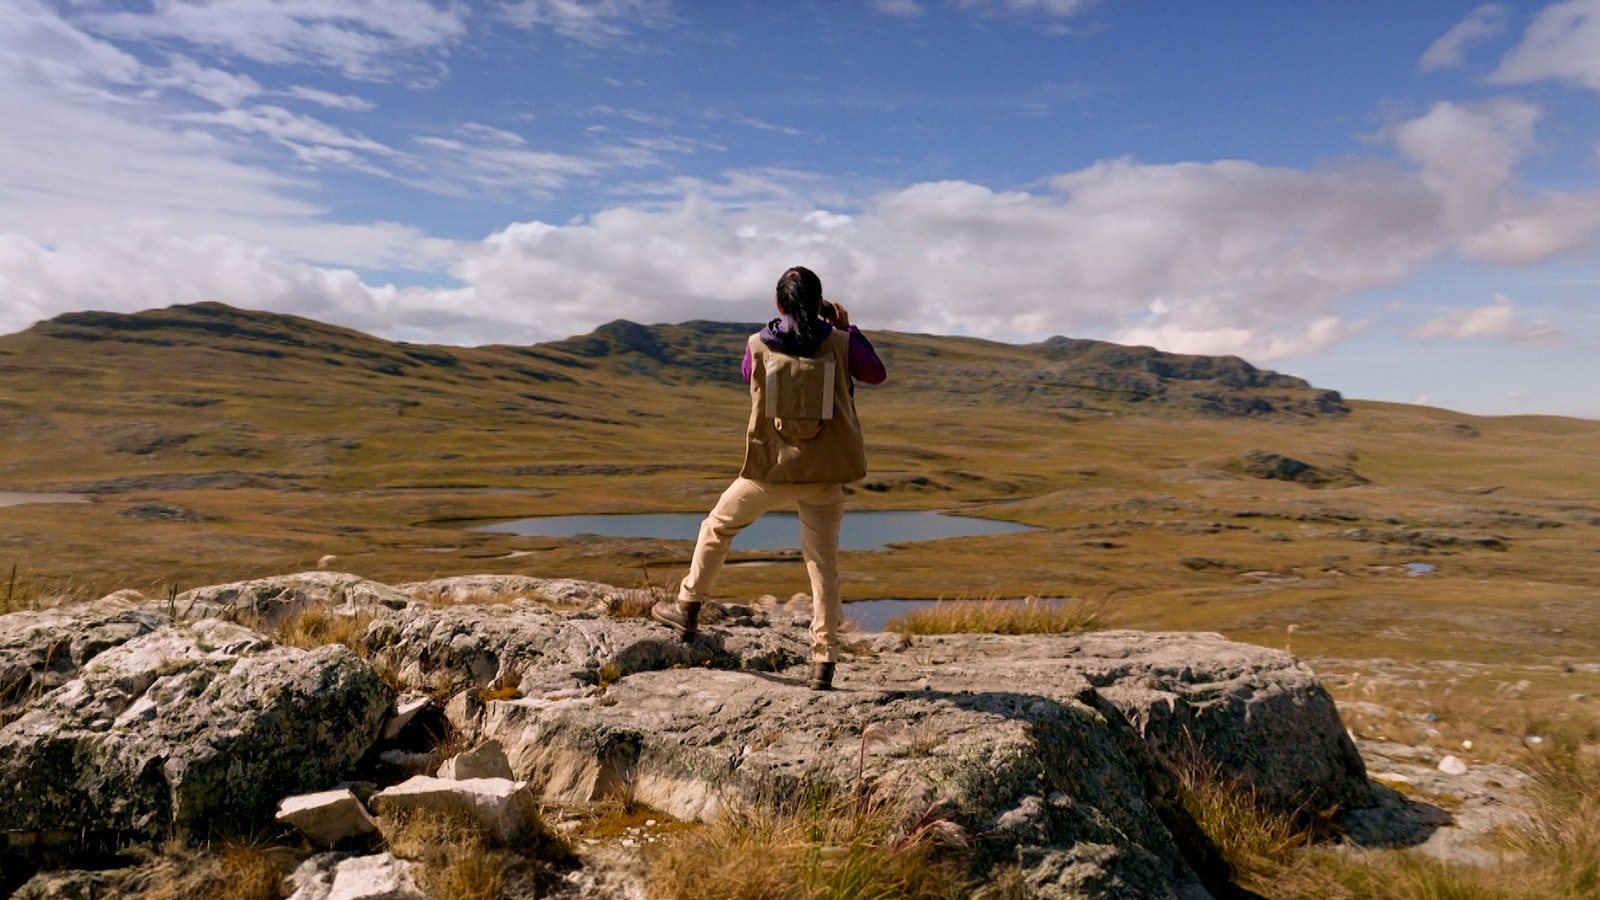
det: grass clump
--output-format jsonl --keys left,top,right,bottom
{"left": 383, "top": 808, "right": 504, "bottom": 900}
{"left": 1173, "top": 723, "right": 1600, "bottom": 900}
{"left": 887, "top": 596, "right": 1107, "bottom": 636}
{"left": 382, "top": 804, "right": 572, "bottom": 900}
{"left": 646, "top": 787, "right": 975, "bottom": 900}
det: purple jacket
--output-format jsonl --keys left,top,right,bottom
{"left": 740, "top": 316, "right": 887, "bottom": 385}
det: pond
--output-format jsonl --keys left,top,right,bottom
{"left": 473, "top": 510, "right": 1035, "bottom": 552}
{"left": 0, "top": 491, "right": 89, "bottom": 508}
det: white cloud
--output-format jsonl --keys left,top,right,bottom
{"left": 0, "top": 227, "right": 401, "bottom": 337}
{"left": 1491, "top": 0, "right": 1600, "bottom": 90}
{"left": 1409, "top": 293, "right": 1563, "bottom": 342}
{"left": 1390, "top": 99, "right": 1600, "bottom": 265}
{"left": 1420, "top": 3, "right": 1508, "bottom": 72}
{"left": 957, "top": 0, "right": 1096, "bottom": 16}
{"left": 870, "top": 0, "right": 926, "bottom": 16}
{"left": 287, "top": 85, "right": 376, "bottom": 111}
{"left": 499, "top": 0, "right": 674, "bottom": 45}
{"left": 74, "top": 0, "right": 468, "bottom": 81}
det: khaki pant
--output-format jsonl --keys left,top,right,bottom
{"left": 679, "top": 477, "right": 845, "bottom": 662}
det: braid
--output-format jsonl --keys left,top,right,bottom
{"left": 776, "top": 266, "right": 823, "bottom": 349}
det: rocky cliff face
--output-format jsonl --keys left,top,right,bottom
{"left": 2, "top": 573, "right": 1379, "bottom": 898}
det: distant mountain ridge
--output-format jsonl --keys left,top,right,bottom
{"left": 18, "top": 301, "right": 1347, "bottom": 421}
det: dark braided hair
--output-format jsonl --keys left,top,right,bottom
{"left": 775, "top": 265, "right": 824, "bottom": 348}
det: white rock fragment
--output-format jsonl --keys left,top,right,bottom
{"left": 438, "top": 740, "right": 514, "bottom": 781}
{"left": 285, "top": 852, "right": 423, "bottom": 900}
{"left": 277, "top": 789, "right": 380, "bottom": 848}
{"left": 1438, "top": 755, "right": 1469, "bottom": 776}
{"left": 382, "top": 695, "right": 430, "bottom": 741}
{"left": 372, "top": 776, "right": 541, "bottom": 843}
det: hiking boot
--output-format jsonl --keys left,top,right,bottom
{"left": 651, "top": 599, "right": 701, "bottom": 637}
{"left": 809, "top": 661, "right": 835, "bottom": 691}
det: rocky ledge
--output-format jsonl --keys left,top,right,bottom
{"left": 1, "top": 572, "right": 1418, "bottom": 899}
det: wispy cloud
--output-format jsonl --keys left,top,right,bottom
{"left": 73, "top": 0, "right": 468, "bottom": 81}
{"left": 287, "top": 85, "right": 376, "bottom": 111}
{"left": 1420, "top": 3, "right": 1508, "bottom": 72}
{"left": 1491, "top": 0, "right": 1600, "bottom": 90}
{"left": 1409, "top": 293, "right": 1563, "bottom": 342}
{"left": 499, "top": 0, "right": 675, "bottom": 45}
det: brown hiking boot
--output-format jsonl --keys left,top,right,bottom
{"left": 809, "top": 661, "right": 835, "bottom": 691}
{"left": 651, "top": 599, "right": 701, "bottom": 637}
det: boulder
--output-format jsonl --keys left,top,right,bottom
{"left": 358, "top": 592, "right": 1369, "bottom": 897}
{"left": 0, "top": 600, "right": 169, "bottom": 722}
{"left": 277, "top": 788, "right": 381, "bottom": 848}
{"left": 0, "top": 618, "right": 393, "bottom": 840}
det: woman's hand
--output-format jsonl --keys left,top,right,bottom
{"left": 821, "top": 299, "right": 850, "bottom": 330}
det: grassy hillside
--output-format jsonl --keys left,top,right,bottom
{"left": 4, "top": 302, "right": 1599, "bottom": 721}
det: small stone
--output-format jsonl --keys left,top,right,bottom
{"left": 1438, "top": 755, "right": 1469, "bottom": 776}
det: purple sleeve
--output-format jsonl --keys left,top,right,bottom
{"left": 848, "top": 326, "right": 887, "bottom": 385}
{"left": 741, "top": 344, "right": 754, "bottom": 382}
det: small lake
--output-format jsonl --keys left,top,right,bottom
{"left": 474, "top": 510, "right": 1034, "bottom": 552}
{"left": 0, "top": 491, "right": 89, "bottom": 508}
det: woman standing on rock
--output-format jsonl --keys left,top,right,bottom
{"left": 651, "top": 265, "right": 887, "bottom": 690}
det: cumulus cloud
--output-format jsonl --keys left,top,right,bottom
{"left": 1409, "top": 293, "right": 1563, "bottom": 342}
{"left": 1390, "top": 99, "right": 1600, "bottom": 265}
{"left": 1420, "top": 3, "right": 1508, "bottom": 72}
{"left": 1491, "top": 0, "right": 1600, "bottom": 90}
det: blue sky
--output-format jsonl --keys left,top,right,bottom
{"left": 2, "top": 1, "right": 1598, "bottom": 418}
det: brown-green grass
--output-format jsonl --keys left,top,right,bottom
{"left": 646, "top": 787, "right": 975, "bottom": 900}
{"left": 886, "top": 595, "right": 1108, "bottom": 636}
{"left": 381, "top": 804, "right": 572, "bottom": 900}
{"left": 1175, "top": 716, "right": 1600, "bottom": 900}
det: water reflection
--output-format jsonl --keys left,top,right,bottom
{"left": 474, "top": 510, "right": 1033, "bottom": 552}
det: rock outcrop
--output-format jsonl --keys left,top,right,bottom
{"left": 0, "top": 617, "right": 392, "bottom": 839}
{"left": 2, "top": 572, "right": 1381, "bottom": 899}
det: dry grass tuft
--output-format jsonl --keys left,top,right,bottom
{"left": 1174, "top": 763, "right": 1308, "bottom": 892}
{"left": 646, "top": 786, "right": 975, "bottom": 900}
{"left": 268, "top": 605, "right": 380, "bottom": 651}
{"left": 122, "top": 839, "right": 297, "bottom": 900}
{"left": 1172, "top": 717, "right": 1600, "bottom": 900}
{"left": 887, "top": 595, "right": 1108, "bottom": 636}
{"left": 383, "top": 807, "right": 505, "bottom": 900}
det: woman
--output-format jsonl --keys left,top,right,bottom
{"left": 652, "top": 265, "right": 887, "bottom": 690}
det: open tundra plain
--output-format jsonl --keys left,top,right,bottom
{"left": 3, "top": 302, "right": 1600, "bottom": 884}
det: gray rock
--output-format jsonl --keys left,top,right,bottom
{"left": 174, "top": 571, "right": 415, "bottom": 625}
{"left": 367, "top": 604, "right": 1366, "bottom": 897}
{"left": 0, "top": 600, "right": 169, "bottom": 722}
{"left": 0, "top": 618, "right": 393, "bottom": 839}
{"left": 359, "top": 600, "right": 805, "bottom": 702}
